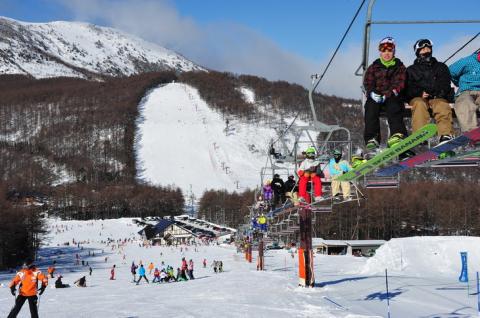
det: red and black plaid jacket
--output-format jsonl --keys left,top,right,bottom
{"left": 363, "top": 58, "right": 406, "bottom": 98}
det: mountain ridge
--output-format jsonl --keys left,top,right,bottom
{"left": 0, "top": 16, "right": 203, "bottom": 79}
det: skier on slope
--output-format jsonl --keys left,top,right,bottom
{"left": 110, "top": 264, "right": 116, "bottom": 280}
{"left": 47, "top": 260, "right": 56, "bottom": 278}
{"left": 147, "top": 262, "right": 154, "bottom": 275}
{"left": 136, "top": 264, "right": 149, "bottom": 285}
{"left": 131, "top": 262, "right": 138, "bottom": 282}
{"left": 363, "top": 37, "right": 411, "bottom": 158}
{"left": 187, "top": 259, "right": 195, "bottom": 280}
{"left": 297, "top": 147, "right": 323, "bottom": 203}
{"left": 8, "top": 259, "right": 48, "bottom": 318}
{"left": 152, "top": 268, "right": 161, "bottom": 283}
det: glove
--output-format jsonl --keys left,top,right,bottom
{"left": 10, "top": 286, "right": 15, "bottom": 296}
{"left": 370, "top": 91, "right": 385, "bottom": 103}
{"left": 38, "top": 286, "right": 46, "bottom": 295}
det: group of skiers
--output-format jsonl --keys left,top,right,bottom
{"left": 130, "top": 257, "right": 196, "bottom": 285}
{"left": 364, "top": 37, "right": 480, "bottom": 157}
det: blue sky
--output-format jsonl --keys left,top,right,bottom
{"left": 1, "top": 0, "right": 479, "bottom": 98}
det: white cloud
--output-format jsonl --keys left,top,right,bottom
{"left": 51, "top": 0, "right": 479, "bottom": 99}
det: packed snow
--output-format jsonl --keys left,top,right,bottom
{"left": 136, "top": 83, "right": 296, "bottom": 197}
{"left": 1, "top": 218, "right": 480, "bottom": 317}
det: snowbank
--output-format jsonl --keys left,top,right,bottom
{"left": 360, "top": 236, "right": 480, "bottom": 277}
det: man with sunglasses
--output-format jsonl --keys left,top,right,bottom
{"left": 363, "top": 37, "right": 409, "bottom": 156}
{"left": 405, "top": 39, "right": 454, "bottom": 145}
{"left": 449, "top": 49, "right": 480, "bottom": 133}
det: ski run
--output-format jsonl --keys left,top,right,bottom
{"left": 1, "top": 218, "right": 480, "bottom": 317}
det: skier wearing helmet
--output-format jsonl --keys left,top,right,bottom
{"left": 297, "top": 146, "right": 322, "bottom": 203}
{"left": 363, "top": 37, "right": 409, "bottom": 157}
{"left": 328, "top": 149, "right": 352, "bottom": 201}
{"left": 405, "top": 38, "right": 454, "bottom": 146}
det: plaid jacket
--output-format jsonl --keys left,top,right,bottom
{"left": 363, "top": 58, "right": 406, "bottom": 98}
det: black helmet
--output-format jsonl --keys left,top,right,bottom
{"left": 414, "top": 39, "right": 433, "bottom": 57}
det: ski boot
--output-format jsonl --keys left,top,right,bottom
{"left": 387, "top": 133, "right": 405, "bottom": 148}
{"left": 438, "top": 150, "right": 455, "bottom": 160}
{"left": 365, "top": 138, "right": 380, "bottom": 159}
{"left": 388, "top": 133, "right": 416, "bottom": 161}
{"left": 351, "top": 155, "right": 367, "bottom": 168}
{"left": 438, "top": 135, "right": 455, "bottom": 159}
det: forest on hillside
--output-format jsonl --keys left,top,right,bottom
{"left": 0, "top": 69, "right": 478, "bottom": 266}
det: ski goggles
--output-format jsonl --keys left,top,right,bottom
{"left": 379, "top": 37, "right": 395, "bottom": 51}
{"left": 414, "top": 39, "right": 433, "bottom": 52}
{"left": 379, "top": 43, "right": 395, "bottom": 52}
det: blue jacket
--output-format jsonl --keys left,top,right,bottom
{"left": 328, "top": 158, "right": 351, "bottom": 178}
{"left": 138, "top": 266, "right": 146, "bottom": 276}
{"left": 449, "top": 52, "right": 480, "bottom": 94}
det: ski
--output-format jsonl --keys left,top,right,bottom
{"left": 336, "top": 123, "right": 437, "bottom": 182}
{"left": 375, "top": 127, "right": 480, "bottom": 176}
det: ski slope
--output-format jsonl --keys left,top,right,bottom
{"left": 136, "top": 83, "right": 289, "bottom": 197}
{"left": 2, "top": 218, "right": 480, "bottom": 317}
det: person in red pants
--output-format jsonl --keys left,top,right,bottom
{"left": 297, "top": 147, "right": 322, "bottom": 203}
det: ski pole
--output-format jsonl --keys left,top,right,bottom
{"left": 385, "top": 268, "right": 391, "bottom": 318}
{"left": 477, "top": 272, "right": 479, "bottom": 315}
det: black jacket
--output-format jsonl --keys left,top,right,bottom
{"left": 271, "top": 177, "right": 285, "bottom": 193}
{"left": 284, "top": 179, "right": 296, "bottom": 192}
{"left": 405, "top": 57, "right": 454, "bottom": 102}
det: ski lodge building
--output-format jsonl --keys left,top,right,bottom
{"left": 137, "top": 215, "right": 236, "bottom": 245}
{"left": 312, "top": 238, "right": 385, "bottom": 257}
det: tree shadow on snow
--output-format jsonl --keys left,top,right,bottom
{"left": 316, "top": 276, "right": 370, "bottom": 287}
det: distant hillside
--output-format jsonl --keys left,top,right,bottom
{"left": 0, "top": 17, "right": 203, "bottom": 79}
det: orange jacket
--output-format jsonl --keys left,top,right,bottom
{"left": 47, "top": 266, "right": 55, "bottom": 274}
{"left": 9, "top": 268, "right": 48, "bottom": 297}
{"left": 148, "top": 263, "right": 154, "bottom": 270}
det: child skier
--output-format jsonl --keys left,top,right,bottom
{"left": 297, "top": 147, "right": 323, "bottom": 203}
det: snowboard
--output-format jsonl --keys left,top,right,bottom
{"left": 417, "top": 149, "right": 480, "bottom": 168}
{"left": 375, "top": 127, "right": 480, "bottom": 177}
{"left": 336, "top": 123, "right": 437, "bottom": 182}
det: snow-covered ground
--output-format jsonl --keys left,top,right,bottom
{"left": 136, "top": 83, "right": 296, "bottom": 197}
{"left": 2, "top": 218, "right": 480, "bottom": 317}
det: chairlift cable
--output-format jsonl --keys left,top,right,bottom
{"left": 443, "top": 32, "right": 479, "bottom": 64}
{"left": 313, "top": 0, "right": 367, "bottom": 92}
{"left": 270, "top": 0, "right": 366, "bottom": 147}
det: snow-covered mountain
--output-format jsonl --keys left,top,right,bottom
{"left": 0, "top": 17, "right": 203, "bottom": 79}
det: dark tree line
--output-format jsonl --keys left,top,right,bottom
{"left": 197, "top": 189, "right": 254, "bottom": 229}
{"left": 315, "top": 180, "right": 480, "bottom": 240}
